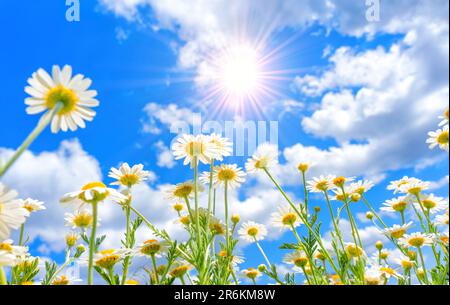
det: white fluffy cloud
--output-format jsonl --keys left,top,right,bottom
{"left": 154, "top": 140, "right": 175, "bottom": 168}
{"left": 141, "top": 102, "right": 195, "bottom": 134}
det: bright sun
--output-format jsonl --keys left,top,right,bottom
{"left": 220, "top": 45, "right": 261, "bottom": 95}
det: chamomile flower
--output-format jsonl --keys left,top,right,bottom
{"left": 283, "top": 251, "right": 309, "bottom": 268}
{"left": 64, "top": 211, "right": 98, "bottom": 229}
{"left": 306, "top": 175, "right": 335, "bottom": 193}
{"left": 169, "top": 260, "right": 192, "bottom": 278}
{"left": 331, "top": 187, "right": 352, "bottom": 202}
{"left": 364, "top": 267, "right": 383, "bottom": 285}
{"left": 199, "top": 171, "right": 213, "bottom": 186}
{"left": 345, "top": 243, "right": 365, "bottom": 259}
{"left": 0, "top": 249, "right": 17, "bottom": 267}
{"left": 332, "top": 176, "right": 355, "bottom": 188}
{"left": 60, "top": 181, "right": 126, "bottom": 209}
{"left": 245, "top": 143, "right": 278, "bottom": 173}
{"left": 387, "top": 176, "right": 418, "bottom": 194}
{"left": 238, "top": 221, "right": 267, "bottom": 242}
{"left": 24, "top": 65, "right": 99, "bottom": 133}
{"left": 172, "top": 134, "right": 217, "bottom": 167}
{"left": 0, "top": 184, "right": 29, "bottom": 240}
{"left": 213, "top": 164, "right": 246, "bottom": 189}
{"left": 109, "top": 163, "right": 150, "bottom": 188}
{"left": 399, "top": 232, "right": 434, "bottom": 248}
{"left": 349, "top": 180, "right": 375, "bottom": 195}
{"left": 207, "top": 133, "right": 233, "bottom": 161}
{"left": 393, "top": 254, "right": 415, "bottom": 270}
{"left": 438, "top": 108, "right": 449, "bottom": 126}
{"left": 18, "top": 198, "right": 46, "bottom": 213}
{"left": 380, "top": 196, "right": 410, "bottom": 213}
{"left": 134, "top": 239, "right": 170, "bottom": 257}
{"left": 437, "top": 232, "right": 449, "bottom": 246}
{"left": 271, "top": 206, "right": 302, "bottom": 230}
{"left": 209, "top": 217, "right": 226, "bottom": 236}
{"left": 399, "top": 179, "right": 430, "bottom": 196}
{"left": 94, "top": 249, "right": 129, "bottom": 269}
{"left": 166, "top": 181, "right": 197, "bottom": 200}
{"left": 51, "top": 275, "right": 82, "bottom": 285}
{"left": 382, "top": 222, "right": 413, "bottom": 239}
{"left": 242, "top": 268, "right": 262, "bottom": 281}
{"left": 0, "top": 239, "right": 27, "bottom": 266}
{"left": 427, "top": 125, "right": 449, "bottom": 151}
{"left": 416, "top": 194, "right": 448, "bottom": 214}
{"left": 435, "top": 210, "right": 449, "bottom": 226}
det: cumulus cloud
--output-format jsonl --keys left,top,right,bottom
{"left": 154, "top": 140, "right": 175, "bottom": 168}
{"left": 141, "top": 102, "right": 195, "bottom": 135}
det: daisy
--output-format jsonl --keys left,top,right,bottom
{"left": 345, "top": 243, "right": 365, "bottom": 259}
{"left": 393, "top": 254, "right": 415, "bottom": 270}
{"left": 387, "top": 176, "right": 419, "bottom": 194}
{"left": 109, "top": 163, "right": 150, "bottom": 188}
{"left": 94, "top": 249, "right": 129, "bottom": 270}
{"left": 209, "top": 217, "right": 226, "bottom": 236}
{"left": 332, "top": 176, "right": 355, "bottom": 188}
{"left": 438, "top": 108, "right": 449, "bottom": 127}
{"left": 0, "top": 239, "right": 27, "bottom": 266}
{"left": 134, "top": 239, "right": 169, "bottom": 257}
{"left": 64, "top": 211, "right": 97, "bottom": 229}
{"left": 271, "top": 206, "right": 302, "bottom": 230}
{"left": 297, "top": 162, "right": 311, "bottom": 173}
{"left": 65, "top": 232, "right": 79, "bottom": 248}
{"left": 435, "top": 210, "right": 449, "bottom": 226}
{"left": 283, "top": 251, "right": 309, "bottom": 268}
{"left": 382, "top": 222, "right": 413, "bottom": 239}
{"left": 427, "top": 125, "right": 449, "bottom": 151}
{"left": 51, "top": 274, "right": 82, "bottom": 285}
{"left": 380, "top": 196, "right": 410, "bottom": 213}
{"left": 437, "top": 232, "right": 449, "bottom": 246}
{"left": 399, "top": 179, "right": 430, "bottom": 196}
{"left": 331, "top": 187, "right": 352, "bottom": 202}
{"left": 0, "top": 184, "right": 29, "bottom": 240}
{"left": 25, "top": 65, "right": 99, "bottom": 133}
{"left": 238, "top": 221, "right": 267, "bottom": 242}
{"left": 213, "top": 164, "right": 246, "bottom": 189}
{"left": 207, "top": 133, "right": 233, "bottom": 161}
{"left": 245, "top": 143, "right": 278, "bottom": 173}
{"left": 349, "top": 180, "right": 375, "bottom": 195}
{"left": 172, "top": 134, "right": 217, "bottom": 167}
{"left": 416, "top": 194, "right": 448, "bottom": 214}
{"left": 60, "top": 181, "right": 126, "bottom": 209}
{"left": 306, "top": 175, "right": 335, "bottom": 193}
{"left": 169, "top": 261, "right": 192, "bottom": 278}
{"left": 217, "top": 250, "right": 244, "bottom": 266}
{"left": 166, "top": 181, "right": 196, "bottom": 200}
{"left": 364, "top": 267, "right": 383, "bottom": 285}
{"left": 399, "top": 232, "right": 434, "bottom": 248}
{"left": 242, "top": 268, "right": 262, "bottom": 281}
{"left": 199, "top": 171, "right": 213, "bottom": 186}
{"left": 0, "top": 250, "right": 16, "bottom": 267}
{"left": 18, "top": 198, "right": 45, "bottom": 213}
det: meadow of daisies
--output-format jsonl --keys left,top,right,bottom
{"left": 0, "top": 65, "right": 449, "bottom": 286}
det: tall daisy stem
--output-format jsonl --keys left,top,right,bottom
{"left": 255, "top": 239, "right": 271, "bottom": 268}
{"left": 418, "top": 247, "right": 430, "bottom": 284}
{"left": 121, "top": 204, "right": 131, "bottom": 285}
{"left": 193, "top": 157, "right": 201, "bottom": 247}
{"left": 18, "top": 224, "right": 25, "bottom": 246}
{"left": 88, "top": 201, "right": 98, "bottom": 285}
{"left": 0, "top": 267, "right": 7, "bottom": 285}
{"left": 206, "top": 160, "right": 215, "bottom": 231}
{"left": 0, "top": 103, "right": 62, "bottom": 179}
{"left": 225, "top": 181, "right": 230, "bottom": 255}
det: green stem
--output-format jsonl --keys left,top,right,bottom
{"left": 301, "top": 172, "right": 309, "bottom": 215}
{"left": 206, "top": 160, "right": 215, "bottom": 232}
{"left": 18, "top": 223, "right": 25, "bottom": 246}
{"left": 225, "top": 181, "right": 230, "bottom": 255}
{"left": 324, "top": 192, "right": 345, "bottom": 250}
{"left": 121, "top": 205, "right": 131, "bottom": 285}
{"left": 151, "top": 254, "right": 159, "bottom": 284}
{"left": 88, "top": 201, "right": 98, "bottom": 285}
{"left": 262, "top": 168, "right": 340, "bottom": 276}
{"left": 255, "top": 239, "right": 271, "bottom": 268}
{"left": 362, "top": 197, "right": 387, "bottom": 228}
{"left": 418, "top": 247, "right": 429, "bottom": 284}
{"left": 193, "top": 157, "right": 201, "bottom": 247}
{"left": 0, "top": 267, "right": 7, "bottom": 285}
{"left": 0, "top": 103, "right": 62, "bottom": 178}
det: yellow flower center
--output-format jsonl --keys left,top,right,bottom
{"left": 281, "top": 213, "right": 297, "bottom": 226}
{"left": 254, "top": 158, "right": 268, "bottom": 169}
{"left": 23, "top": 204, "right": 35, "bottom": 213}
{"left": 79, "top": 181, "right": 108, "bottom": 202}
{"left": 180, "top": 216, "right": 190, "bottom": 225}
{"left": 247, "top": 227, "right": 259, "bottom": 237}
{"left": 125, "top": 279, "right": 139, "bottom": 285}
{"left": 297, "top": 163, "right": 309, "bottom": 172}
{"left": 437, "top": 131, "right": 449, "bottom": 145}
{"left": 392, "top": 201, "right": 408, "bottom": 212}
{"left": 173, "top": 203, "right": 184, "bottom": 212}
{"left": 141, "top": 240, "right": 162, "bottom": 255}
{"left": 217, "top": 169, "right": 237, "bottom": 181}
{"left": 0, "top": 242, "right": 13, "bottom": 252}
{"left": 346, "top": 244, "right": 363, "bottom": 257}
{"left": 210, "top": 223, "right": 225, "bottom": 235}
{"left": 422, "top": 199, "right": 437, "bottom": 210}
{"left": 408, "top": 236, "right": 425, "bottom": 248}
{"left": 119, "top": 174, "right": 140, "bottom": 187}
{"left": 73, "top": 213, "right": 93, "bottom": 228}
{"left": 245, "top": 268, "right": 259, "bottom": 279}
{"left": 96, "top": 253, "right": 120, "bottom": 269}
{"left": 293, "top": 257, "right": 309, "bottom": 267}
{"left": 407, "top": 187, "right": 422, "bottom": 195}
{"left": 52, "top": 275, "right": 70, "bottom": 285}
{"left": 390, "top": 228, "right": 406, "bottom": 239}
{"left": 186, "top": 141, "right": 205, "bottom": 157}
{"left": 82, "top": 181, "right": 107, "bottom": 190}
{"left": 401, "top": 260, "right": 414, "bottom": 270}
{"left": 20, "top": 281, "right": 34, "bottom": 285}
{"left": 315, "top": 181, "right": 329, "bottom": 191}
{"left": 365, "top": 278, "right": 381, "bottom": 285}
{"left": 170, "top": 265, "right": 189, "bottom": 278}
{"left": 173, "top": 184, "right": 194, "bottom": 198}
{"left": 45, "top": 85, "right": 78, "bottom": 115}
{"left": 333, "top": 176, "right": 346, "bottom": 187}
{"left": 440, "top": 236, "right": 449, "bottom": 244}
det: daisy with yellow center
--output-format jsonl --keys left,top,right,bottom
{"left": 166, "top": 181, "right": 196, "bottom": 200}
{"left": 18, "top": 198, "right": 45, "bottom": 213}
{"left": 438, "top": 232, "right": 449, "bottom": 246}
{"left": 109, "top": 163, "right": 150, "bottom": 188}
{"left": 435, "top": 210, "right": 449, "bottom": 226}
{"left": 394, "top": 254, "right": 415, "bottom": 271}
{"left": 398, "top": 179, "right": 430, "bottom": 196}
{"left": 271, "top": 206, "right": 302, "bottom": 230}
{"left": 213, "top": 164, "right": 246, "bottom": 189}
{"left": 382, "top": 222, "right": 413, "bottom": 239}
{"left": 399, "top": 232, "right": 434, "bottom": 248}
{"left": 135, "top": 239, "right": 169, "bottom": 257}
{"left": 331, "top": 187, "right": 352, "bottom": 202}
{"left": 0, "top": 184, "right": 30, "bottom": 241}
{"left": 427, "top": 125, "right": 449, "bottom": 152}
{"left": 65, "top": 232, "right": 79, "bottom": 248}
{"left": 380, "top": 196, "right": 410, "bottom": 214}
{"left": 217, "top": 250, "right": 244, "bottom": 267}
{"left": 0, "top": 239, "right": 27, "bottom": 268}
{"left": 64, "top": 211, "right": 96, "bottom": 229}
{"left": 306, "top": 175, "right": 335, "bottom": 193}
{"left": 60, "top": 181, "right": 126, "bottom": 209}
{"left": 284, "top": 251, "right": 309, "bottom": 268}
{"left": 238, "top": 221, "right": 267, "bottom": 242}
{"left": 207, "top": 133, "right": 233, "bottom": 161}
{"left": 25, "top": 65, "right": 99, "bottom": 133}
{"left": 349, "top": 180, "right": 375, "bottom": 195}
{"left": 242, "top": 268, "right": 262, "bottom": 284}
{"left": 172, "top": 134, "right": 217, "bottom": 167}
{"left": 332, "top": 176, "right": 354, "bottom": 188}
{"left": 169, "top": 261, "right": 192, "bottom": 280}
{"left": 438, "top": 108, "right": 449, "bottom": 126}
{"left": 94, "top": 249, "right": 129, "bottom": 270}
{"left": 364, "top": 268, "right": 383, "bottom": 285}
{"left": 51, "top": 275, "right": 70, "bottom": 285}
{"left": 345, "top": 243, "right": 365, "bottom": 259}
{"left": 172, "top": 203, "right": 184, "bottom": 213}
{"left": 415, "top": 194, "right": 447, "bottom": 214}
{"left": 245, "top": 143, "right": 278, "bottom": 173}
{"left": 387, "top": 176, "right": 418, "bottom": 194}
{"left": 209, "top": 217, "right": 226, "bottom": 236}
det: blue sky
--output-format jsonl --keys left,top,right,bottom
{"left": 0, "top": 1, "right": 448, "bottom": 283}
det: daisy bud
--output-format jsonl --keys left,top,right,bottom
{"left": 417, "top": 268, "right": 425, "bottom": 279}
{"left": 350, "top": 193, "right": 361, "bottom": 203}
{"left": 375, "top": 241, "right": 383, "bottom": 250}
{"left": 231, "top": 214, "right": 240, "bottom": 224}
{"left": 314, "top": 206, "right": 321, "bottom": 213}
{"left": 407, "top": 250, "right": 417, "bottom": 260}
{"left": 379, "top": 250, "right": 389, "bottom": 260}
{"left": 297, "top": 163, "right": 309, "bottom": 173}
{"left": 173, "top": 203, "right": 184, "bottom": 212}
{"left": 366, "top": 212, "right": 374, "bottom": 220}
{"left": 258, "top": 264, "right": 267, "bottom": 272}
{"left": 65, "top": 233, "right": 78, "bottom": 248}
{"left": 333, "top": 176, "right": 346, "bottom": 188}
